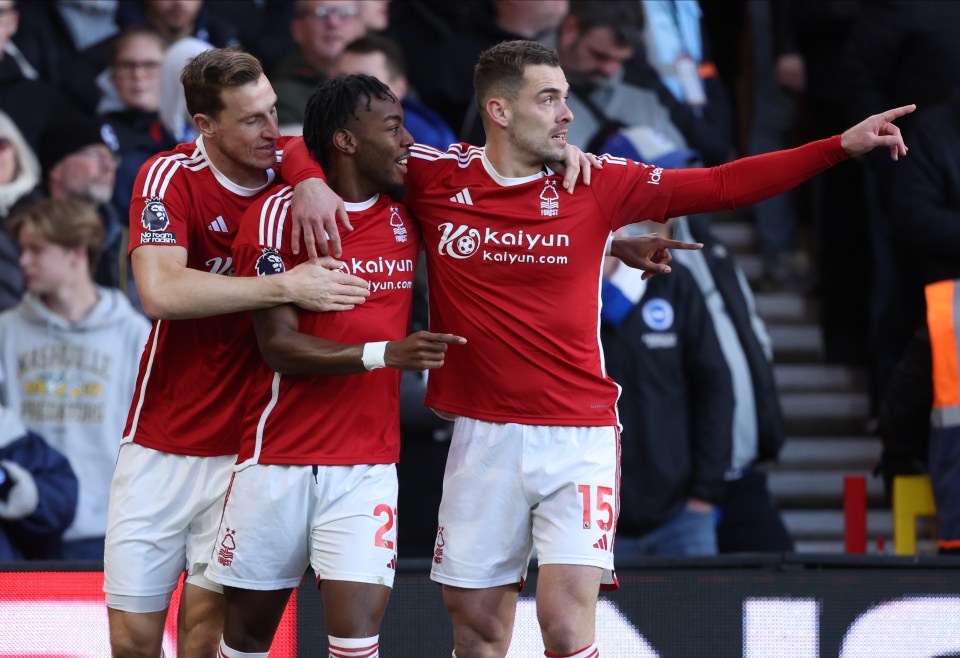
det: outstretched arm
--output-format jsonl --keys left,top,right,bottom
{"left": 254, "top": 305, "right": 466, "bottom": 375}
{"left": 840, "top": 104, "right": 915, "bottom": 161}
{"left": 655, "top": 105, "right": 915, "bottom": 220}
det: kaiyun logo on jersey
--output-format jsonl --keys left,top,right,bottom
{"left": 436, "top": 222, "right": 570, "bottom": 264}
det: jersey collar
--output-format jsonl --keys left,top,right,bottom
{"left": 343, "top": 194, "right": 379, "bottom": 212}
{"left": 481, "top": 149, "right": 556, "bottom": 187}
{"left": 196, "top": 136, "right": 276, "bottom": 197}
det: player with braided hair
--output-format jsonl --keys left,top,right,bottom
{"left": 206, "top": 74, "right": 465, "bottom": 658}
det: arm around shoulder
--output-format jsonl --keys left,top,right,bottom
{"left": 132, "top": 245, "right": 294, "bottom": 320}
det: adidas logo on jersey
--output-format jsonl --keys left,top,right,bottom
{"left": 593, "top": 534, "right": 609, "bottom": 551}
{"left": 208, "top": 215, "right": 228, "bottom": 232}
{"left": 449, "top": 188, "right": 474, "bottom": 205}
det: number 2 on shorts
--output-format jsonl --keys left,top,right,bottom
{"left": 374, "top": 503, "right": 396, "bottom": 549}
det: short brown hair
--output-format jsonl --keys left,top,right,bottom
{"left": 112, "top": 24, "right": 164, "bottom": 66}
{"left": 180, "top": 47, "right": 264, "bottom": 118}
{"left": 568, "top": 0, "right": 644, "bottom": 48}
{"left": 343, "top": 34, "right": 407, "bottom": 82}
{"left": 474, "top": 40, "right": 561, "bottom": 114}
{"left": 9, "top": 198, "right": 105, "bottom": 274}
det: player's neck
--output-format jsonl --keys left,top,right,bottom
{"left": 41, "top": 277, "right": 98, "bottom": 323}
{"left": 326, "top": 169, "right": 375, "bottom": 203}
{"left": 202, "top": 140, "right": 270, "bottom": 189}
{"left": 484, "top": 137, "right": 543, "bottom": 179}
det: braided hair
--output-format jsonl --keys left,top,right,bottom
{"left": 303, "top": 74, "right": 396, "bottom": 170}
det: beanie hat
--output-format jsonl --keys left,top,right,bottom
{"left": 37, "top": 113, "right": 120, "bottom": 174}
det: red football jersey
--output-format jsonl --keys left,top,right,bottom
{"left": 123, "top": 137, "right": 293, "bottom": 456}
{"left": 233, "top": 188, "right": 421, "bottom": 466}
{"left": 405, "top": 137, "right": 846, "bottom": 426}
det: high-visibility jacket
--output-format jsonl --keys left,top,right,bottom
{"left": 925, "top": 280, "right": 960, "bottom": 549}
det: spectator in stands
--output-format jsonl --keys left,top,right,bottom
{"left": 0, "top": 110, "right": 39, "bottom": 311}
{"left": 389, "top": 0, "right": 568, "bottom": 141}
{"left": 59, "top": 0, "right": 239, "bottom": 115}
{"left": 98, "top": 26, "right": 174, "bottom": 227}
{"left": 743, "top": 0, "right": 808, "bottom": 291}
{"left": 204, "top": 0, "right": 294, "bottom": 71}
{"left": 671, "top": 214, "right": 794, "bottom": 553}
{"left": 273, "top": 0, "right": 366, "bottom": 127}
{"left": 124, "top": 0, "right": 239, "bottom": 48}
{"left": 0, "top": 0, "right": 63, "bottom": 147}
{"left": 555, "top": 1, "right": 683, "bottom": 153}
{"left": 359, "top": 0, "right": 390, "bottom": 32}
{"left": 602, "top": 227, "right": 732, "bottom": 556}
{"left": 0, "top": 199, "right": 150, "bottom": 560}
{"left": 605, "top": 130, "right": 793, "bottom": 553}
{"left": 840, "top": 1, "right": 960, "bottom": 411}
{"left": 0, "top": 403, "right": 78, "bottom": 561}
{"left": 334, "top": 34, "right": 456, "bottom": 150}
{"left": 21, "top": 0, "right": 120, "bottom": 115}
{"left": 889, "top": 98, "right": 960, "bottom": 554}
{"left": 18, "top": 0, "right": 119, "bottom": 68}
{"left": 19, "top": 113, "right": 127, "bottom": 297}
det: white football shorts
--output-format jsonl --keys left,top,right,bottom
{"left": 430, "top": 418, "right": 619, "bottom": 589}
{"left": 205, "top": 462, "right": 398, "bottom": 591}
{"left": 103, "top": 442, "right": 236, "bottom": 612}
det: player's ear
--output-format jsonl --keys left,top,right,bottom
{"left": 193, "top": 113, "right": 215, "bottom": 138}
{"left": 486, "top": 97, "right": 510, "bottom": 129}
{"left": 333, "top": 128, "right": 357, "bottom": 155}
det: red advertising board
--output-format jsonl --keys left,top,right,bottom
{"left": 0, "top": 572, "right": 296, "bottom": 657}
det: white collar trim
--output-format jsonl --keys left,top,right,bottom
{"left": 196, "top": 136, "right": 275, "bottom": 197}
{"left": 481, "top": 149, "right": 555, "bottom": 187}
{"left": 343, "top": 194, "right": 379, "bottom": 212}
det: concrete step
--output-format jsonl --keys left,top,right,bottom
{"left": 782, "top": 509, "right": 892, "bottom": 540}
{"left": 755, "top": 291, "right": 818, "bottom": 323}
{"left": 710, "top": 220, "right": 758, "bottom": 252}
{"left": 780, "top": 392, "right": 871, "bottom": 435}
{"left": 769, "top": 324, "right": 824, "bottom": 362}
{"left": 794, "top": 539, "right": 846, "bottom": 553}
{"left": 767, "top": 470, "right": 884, "bottom": 507}
{"left": 774, "top": 364, "right": 869, "bottom": 392}
{"left": 738, "top": 253, "right": 764, "bottom": 283}
{"left": 777, "top": 436, "right": 881, "bottom": 470}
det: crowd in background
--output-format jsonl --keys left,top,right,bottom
{"left": 1, "top": 0, "right": 958, "bottom": 561}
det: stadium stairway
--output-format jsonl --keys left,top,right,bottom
{"left": 711, "top": 219, "right": 891, "bottom": 554}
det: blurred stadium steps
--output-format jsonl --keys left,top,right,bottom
{"left": 713, "top": 218, "right": 889, "bottom": 554}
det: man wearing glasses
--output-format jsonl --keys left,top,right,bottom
{"left": 272, "top": 1, "right": 366, "bottom": 128}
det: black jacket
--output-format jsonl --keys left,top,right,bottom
{"left": 894, "top": 99, "right": 960, "bottom": 289}
{"left": 602, "top": 263, "right": 733, "bottom": 536}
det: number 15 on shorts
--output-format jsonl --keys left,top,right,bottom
{"left": 578, "top": 484, "right": 613, "bottom": 531}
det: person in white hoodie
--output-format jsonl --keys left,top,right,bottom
{"left": 0, "top": 197, "right": 150, "bottom": 560}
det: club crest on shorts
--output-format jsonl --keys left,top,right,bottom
{"left": 217, "top": 528, "right": 237, "bottom": 567}
{"left": 255, "top": 248, "right": 285, "bottom": 276}
{"left": 141, "top": 197, "right": 169, "bottom": 231}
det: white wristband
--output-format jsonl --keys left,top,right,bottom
{"left": 362, "top": 341, "right": 388, "bottom": 370}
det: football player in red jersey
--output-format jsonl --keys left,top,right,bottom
{"left": 103, "top": 49, "right": 370, "bottom": 658}
{"left": 400, "top": 41, "right": 911, "bottom": 658}
{"left": 208, "top": 74, "right": 465, "bottom": 658}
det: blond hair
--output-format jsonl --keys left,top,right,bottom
{"left": 9, "top": 198, "right": 105, "bottom": 274}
